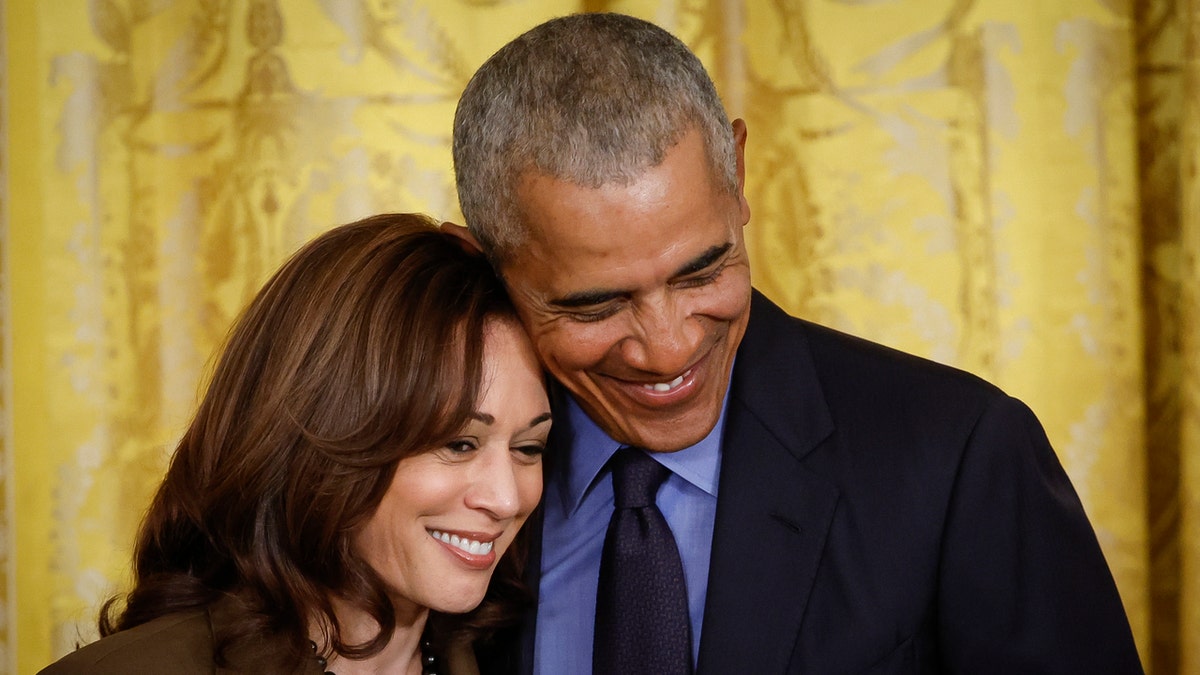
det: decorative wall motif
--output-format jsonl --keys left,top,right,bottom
{"left": 0, "top": 0, "right": 12, "bottom": 668}
{"left": 4, "top": 1, "right": 1195, "bottom": 673}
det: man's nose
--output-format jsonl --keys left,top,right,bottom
{"left": 619, "top": 296, "right": 703, "bottom": 375}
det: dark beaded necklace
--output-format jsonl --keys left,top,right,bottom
{"left": 309, "top": 639, "right": 439, "bottom": 675}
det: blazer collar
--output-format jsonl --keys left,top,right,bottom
{"left": 697, "top": 290, "right": 839, "bottom": 673}
{"left": 728, "top": 290, "right": 835, "bottom": 461}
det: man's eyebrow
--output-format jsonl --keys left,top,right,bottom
{"left": 547, "top": 243, "right": 734, "bottom": 309}
{"left": 674, "top": 243, "right": 732, "bottom": 277}
{"left": 549, "top": 288, "right": 628, "bottom": 309}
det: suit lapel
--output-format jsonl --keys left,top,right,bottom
{"left": 697, "top": 292, "right": 839, "bottom": 673}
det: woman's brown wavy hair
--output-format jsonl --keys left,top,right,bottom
{"left": 99, "top": 213, "right": 532, "bottom": 667}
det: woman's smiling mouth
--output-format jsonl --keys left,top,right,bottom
{"left": 427, "top": 529, "right": 497, "bottom": 555}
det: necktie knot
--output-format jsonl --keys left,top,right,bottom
{"left": 611, "top": 447, "right": 670, "bottom": 509}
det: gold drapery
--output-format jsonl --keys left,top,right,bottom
{"left": 2, "top": 1, "right": 1195, "bottom": 673}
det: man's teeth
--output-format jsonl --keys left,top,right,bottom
{"left": 429, "top": 530, "right": 494, "bottom": 555}
{"left": 644, "top": 373, "right": 686, "bottom": 392}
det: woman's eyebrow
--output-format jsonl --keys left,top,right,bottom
{"left": 468, "top": 412, "right": 552, "bottom": 430}
{"left": 526, "top": 412, "right": 553, "bottom": 429}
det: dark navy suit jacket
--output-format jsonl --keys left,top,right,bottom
{"left": 483, "top": 290, "right": 1142, "bottom": 674}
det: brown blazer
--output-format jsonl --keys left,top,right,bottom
{"left": 36, "top": 608, "right": 324, "bottom": 675}
{"left": 38, "top": 605, "right": 482, "bottom": 675}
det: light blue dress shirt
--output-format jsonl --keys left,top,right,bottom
{"left": 532, "top": 392, "right": 727, "bottom": 674}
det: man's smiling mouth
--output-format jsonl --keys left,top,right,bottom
{"left": 642, "top": 370, "right": 691, "bottom": 392}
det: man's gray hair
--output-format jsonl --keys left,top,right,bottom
{"left": 452, "top": 12, "right": 736, "bottom": 264}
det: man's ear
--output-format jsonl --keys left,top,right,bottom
{"left": 731, "top": 119, "right": 751, "bottom": 225}
{"left": 440, "top": 221, "right": 484, "bottom": 255}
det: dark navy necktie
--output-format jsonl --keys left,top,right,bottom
{"left": 593, "top": 447, "right": 693, "bottom": 675}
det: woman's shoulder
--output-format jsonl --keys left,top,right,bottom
{"left": 37, "top": 610, "right": 215, "bottom": 675}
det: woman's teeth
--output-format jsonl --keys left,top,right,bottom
{"left": 429, "top": 530, "right": 494, "bottom": 555}
{"left": 644, "top": 372, "right": 687, "bottom": 392}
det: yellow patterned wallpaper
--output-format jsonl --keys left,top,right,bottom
{"left": 0, "top": 1, "right": 10, "bottom": 669}
{"left": 734, "top": 0, "right": 1152, "bottom": 638}
{"left": 2, "top": 1, "right": 1195, "bottom": 673}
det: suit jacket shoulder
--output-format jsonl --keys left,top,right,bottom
{"left": 696, "top": 290, "right": 1141, "bottom": 674}
{"left": 38, "top": 611, "right": 216, "bottom": 675}
{"left": 36, "top": 605, "right": 322, "bottom": 675}
{"left": 738, "top": 289, "right": 1003, "bottom": 433}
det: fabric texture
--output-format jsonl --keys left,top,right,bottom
{"left": 532, "top": 395, "right": 721, "bottom": 674}
{"left": 34, "top": 608, "right": 322, "bottom": 675}
{"left": 593, "top": 448, "right": 693, "bottom": 675}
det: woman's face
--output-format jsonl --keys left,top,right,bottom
{"left": 355, "top": 317, "right": 550, "bottom": 615}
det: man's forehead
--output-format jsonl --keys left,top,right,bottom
{"left": 502, "top": 227, "right": 736, "bottom": 295}
{"left": 499, "top": 128, "right": 741, "bottom": 287}
{"left": 511, "top": 188, "right": 721, "bottom": 251}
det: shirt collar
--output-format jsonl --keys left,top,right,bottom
{"left": 552, "top": 388, "right": 729, "bottom": 517}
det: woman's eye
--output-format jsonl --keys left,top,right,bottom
{"left": 513, "top": 444, "right": 545, "bottom": 457}
{"left": 445, "top": 439, "right": 477, "bottom": 454}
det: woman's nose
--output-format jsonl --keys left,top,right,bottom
{"left": 464, "top": 449, "right": 521, "bottom": 520}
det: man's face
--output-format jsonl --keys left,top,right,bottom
{"left": 501, "top": 124, "right": 752, "bottom": 452}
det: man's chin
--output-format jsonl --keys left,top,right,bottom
{"left": 577, "top": 387, "right": 723, "bottom": 450}
{"left": 616, "top": 416, "right": 720, "bottom": 453}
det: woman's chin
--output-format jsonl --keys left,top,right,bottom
{"left": 424, "top": 587, "right": 489, "bottom": 615}
{"left": 430, "top": 600, "right": 485, "bottom": 615}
